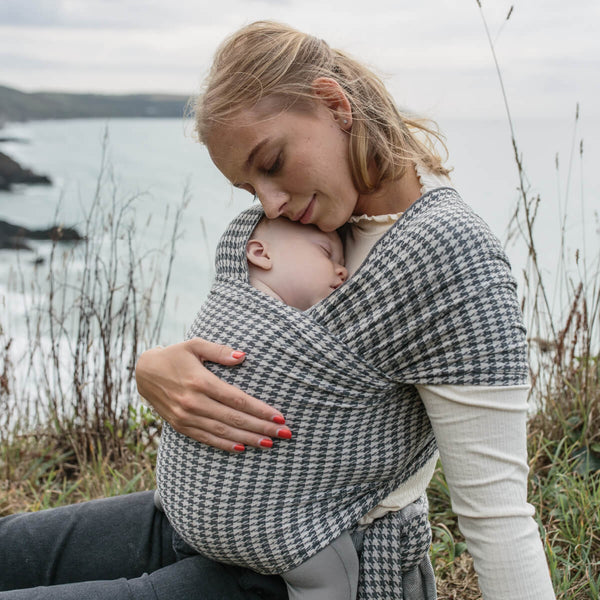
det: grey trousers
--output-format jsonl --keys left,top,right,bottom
{"left": 0, "top": 491, "right": 436, "bottom": 599}
{"left": 283, "top": 531, "right": 359, "bottom": 600}
{"left": 0, "top": 491, "right": 287, "bottom": 600}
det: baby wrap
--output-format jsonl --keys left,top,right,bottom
{"left": 156, "top": 187, "right": 528, "bottom": 599}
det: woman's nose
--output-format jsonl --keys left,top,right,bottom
{"left": 255, "top": 182, "right": 288, "bottom": 219}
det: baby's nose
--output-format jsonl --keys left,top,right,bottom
{"left": 337, "top": 265, "right": 348, "bottom": 281}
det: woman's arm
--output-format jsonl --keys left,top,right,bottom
{"left": 417, "top": 384, "right": 556, "bottom": 600}
{"left": 135, "top": 338, "right": 290, "bottom": 451}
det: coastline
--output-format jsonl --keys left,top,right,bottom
{"left": 0, "top": 147, "right": 69, "bottom": 250}
{"left": 0, "top": 84, "right": 189, "bottom": 122}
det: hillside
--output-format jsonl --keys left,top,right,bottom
{"left": 0, "top": 84, "right": 189, "bottom": 122}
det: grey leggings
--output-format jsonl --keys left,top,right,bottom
{"left": 0, "top": 491, "right": 287, "bottom": 599}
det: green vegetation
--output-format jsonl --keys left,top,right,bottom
{"left": 0, "top": 84, "right": 188, "bottom": 122}
{"left": 0, "top": 7, "right": 598, "bottom": 600}
{"left": 1, "top": 136, "right": 183, "bottom": 513}
{"left": 426, "top": 5, "right": 600, "bottom": 598}
{"left": 429, "top": 326, "right": 600, "bottom": 599}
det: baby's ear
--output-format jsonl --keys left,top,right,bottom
{"left": 246, "top": 239, "right": 272, "bottom": 270}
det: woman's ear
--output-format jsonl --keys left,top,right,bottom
{"left": 311, "top": 77, "right": 352, "bottom": 131}
{"left": 246, "top": 239, "right": 272, "bottom": 270}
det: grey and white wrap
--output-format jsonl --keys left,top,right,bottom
{"left": 156, "top": 187, "right": 528, "bottom": 599}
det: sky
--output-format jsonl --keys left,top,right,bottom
{"left": 0, "top": 0, "right": 599, "bottom": 120}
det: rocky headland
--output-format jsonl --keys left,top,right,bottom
{"left": 0, "top": 84, "right": 188, "bottom": 122}
{"left": 0, "top": 219, "right": 83, "bottom": 251}
{"left": 0, "top": 82, "right": 185, "bottom": 253}
{"left": 0, "top": 150, "right": 82, "bottom": 252}
{"left": 0, "top": 151, "right": 52, "bottom": 191}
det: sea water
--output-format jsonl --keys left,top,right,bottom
{"left": 1, "top": 116, "right": 598, "bottom": 346}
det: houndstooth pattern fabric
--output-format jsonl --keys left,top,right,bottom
{"left": 358, "top": 495, "right": 432, "bottom": 599}
{"left": 156, "top": 187, "right": 528, "bottom": 596}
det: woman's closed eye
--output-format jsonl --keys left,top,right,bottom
{"left": 264, "top": 152, "right": 283, "bottom": 175}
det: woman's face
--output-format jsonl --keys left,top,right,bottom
{"left": 206, "top": 98, "right": 360, "bottom": 232}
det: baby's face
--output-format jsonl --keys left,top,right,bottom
{"left": 269, "top": 222, "right": 347, "bottom": 310}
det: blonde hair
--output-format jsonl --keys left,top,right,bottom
{"left": 194, "top": 21, "right": 450, "bottom": 193}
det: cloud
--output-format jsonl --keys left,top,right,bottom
{"left": 0, "top": 0, "right": 216, "bottom": 29}
{"left": 0, "top": 0, "right": 598, "bottom": 118}
{"left": 0, "top": 0, "right": 62, "bottom": 26}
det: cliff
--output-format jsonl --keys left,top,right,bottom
{"left": 0, "top": 84, "right": 189, "bottom": 122}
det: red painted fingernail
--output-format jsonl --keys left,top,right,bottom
{"left": 231, "top": 351, "right": 246, "bottom": 359}
{"left": 276, "top": 428, "right": 292, "bottom": 439}
{"left": 233, "top": 444, "right": 245, "bottom": 452}
{"left": 259, "top": 438, "right": 273, "bottom": 448}
{"left": 272, "top": 415, "right": 286, "bottom": 425}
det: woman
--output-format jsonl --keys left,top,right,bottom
{"left": 142, "top": 21, "right": 555, "bottom": 599}
{"left": 0, "top": 21, "right": 555, "bottom": 600}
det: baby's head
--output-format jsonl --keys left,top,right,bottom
{"left": 246, "top": 217, "right": 347, "bottom": 311}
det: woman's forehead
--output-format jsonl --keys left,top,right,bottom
{"left": 206, "top": 98, "right": 319, "bottom": 158}
{"left": 206, "top": 109, "right": 280, "bottom": 179}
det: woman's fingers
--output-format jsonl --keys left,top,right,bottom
{"left": 185, "top": 337, "right": 287, "bottom": 424}
{"left": 174, "top": 366, "right": 291, "bottom": 447}
{"left": 135, "top": 339, "right": 292, "bottom": 452}
{"left": 186, "top": 337, "right": 250, "bottom": 366}
{"left": 175, "top": 410, "right": 292, "bottom": 452}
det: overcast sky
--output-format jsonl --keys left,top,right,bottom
{"left": 1, "top": 0, "right": 598, "bottom": 119}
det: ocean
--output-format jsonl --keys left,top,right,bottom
{"left": 1, "top": 116, "right": 598, "bottom": 345}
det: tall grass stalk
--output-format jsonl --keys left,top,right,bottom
{"left": 1, "top": 6, "right": 598, "bottom": 599}
{"left": 1, "top": 133, "right": 187, "bottom": 505}
{"left": 429, "top": 4, "right": 600, "bottom": 599}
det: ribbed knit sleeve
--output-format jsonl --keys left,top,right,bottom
{"left": 418, "top": 384, "right": 556, "bottom": 600}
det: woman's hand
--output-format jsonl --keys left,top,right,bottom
{"left": 135, "top": 338, "right": 291, "bottom": 452}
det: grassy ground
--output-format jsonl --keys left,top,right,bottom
{"left": 0, "top": 411, "right": 159, "bottom": 514}
{"left": 1, "top": 7, "right": 599, "bottom": 597}
{"left": 1, "top": 176, "right": 598, "bottom": 597}
{"left": 1, "top": 376, "right": 598, "bottom": 599}
{"left": 430, "top": 390, "right": 600, "bottom": 600}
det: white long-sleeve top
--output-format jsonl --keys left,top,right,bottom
{"left": 343, "top": 166, "right": 555, "bottom": 600}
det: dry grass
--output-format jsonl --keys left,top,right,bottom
{"left": 0, "top": 425, "right": 157, "bottom": 515}
{"left": 1, "top": 5, "right": 598, "bottom": 598}
{"left": 436, "top": 554, "right": 481, "bottom": 600}
{"left": 0, "top": 135, "right": 181, "bottom": 514}
{"left": 425, "top": 6, "right": 600, "bottom": 597}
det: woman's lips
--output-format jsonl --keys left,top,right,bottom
{"left": 299, "top": 195, "right": 316, "bottom": 224}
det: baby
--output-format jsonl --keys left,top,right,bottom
{"left": 246, "top": 216, "right": 347, "bottom": 311}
